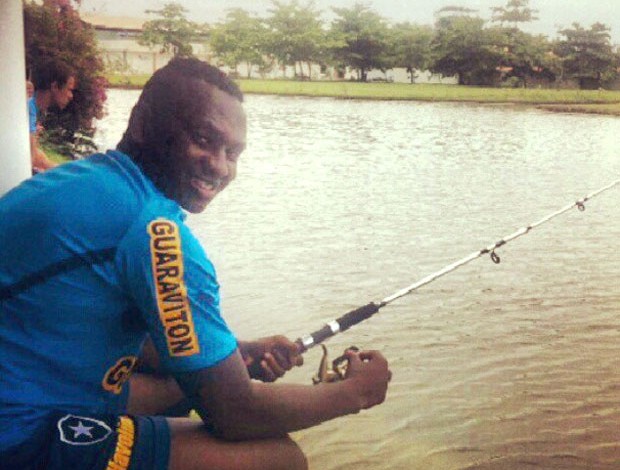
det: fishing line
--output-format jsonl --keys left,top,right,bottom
{"left": 295, "top": 179, "right": 620, "bottom": 352}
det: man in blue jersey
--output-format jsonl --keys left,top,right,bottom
{"left": 28, "top": 59, "right": 76, "bottom": 172}
{"left": 0, "top": 58, "right": 391, "bottom": 470}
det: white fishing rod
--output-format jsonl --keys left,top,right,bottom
{"left": 295, "top": 179, "right": 620, "bottom": 353}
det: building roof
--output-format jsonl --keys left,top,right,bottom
{"left": 81, "top": 14, "right": 146, "bottom": 32}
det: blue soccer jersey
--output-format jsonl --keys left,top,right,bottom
{"left": 0, "top": 151, "right": 237, "bottom": 452}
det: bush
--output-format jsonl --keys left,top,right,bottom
{"left": 500, "top": 76, "right": 523, "bottom": 88}
{"left": 23, "top": 0, "right": 107, "bottom": 158}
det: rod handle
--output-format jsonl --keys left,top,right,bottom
{"left": 295, "top": 302, "right": 381, "bottom": 352}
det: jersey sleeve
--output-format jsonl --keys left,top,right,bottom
{"left": 116, "top": 211, "right": 238, "bottom": 373}
{"left": 28, "top": 98, "right": 37, "bottom": 134}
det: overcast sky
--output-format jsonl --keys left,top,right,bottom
{"left": 78, "top": 0, "right": 620, "bottom": 44}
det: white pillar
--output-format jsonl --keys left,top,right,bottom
{"left": 0, "top": 0, "right": 31, "bottom": 196}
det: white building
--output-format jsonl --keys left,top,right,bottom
{"left": 351, "top": 68, "right": 457, "bottom": 84}
{"left": 81, "top": 14, "right": 211, "bottom": 75}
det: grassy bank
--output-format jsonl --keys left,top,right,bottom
{"left": 41, "top": 143, "right": 71, "bottom": 164}
{"left": 106, "top": 74, "right": 152, "bottom": 89}
{"left": 107, "top": 73, "right": 620, "bottom": 115}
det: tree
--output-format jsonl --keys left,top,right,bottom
{"left": 489, "top": 0, "right": 552, "bottom": 87}
{"left": 139, "top": 3, "right": 207, "bottom": 58}
{"left": 330, "top": 3, "right": 392, "bottom": 81}
{"left": 23, "top": 0, "right": 107, "bottom": 157}
{"left": 491, "top": 0, "right": 538, "bottom": 26}
{"left": 434, "top": 5, "right": 479, "bottom": 19}
{"left": 264, "top": 0, "right": 327, "bottom": 79}
{"left": 391, "top": 23, "right": 434, "bottom": 83}
{"left": 555, "top": 22, "right": 617, "bottom": 89}
{"left": 431, "top": 11, "right": 502, "bottom": 85}
{"left": 509, "top": 30, "right": 556, "bottom": 87}
{"left": 210, "top": 9, "right": 268, "bottom": 78}
{"left": 491, "top": 27, "right": 557, "bottom": 87}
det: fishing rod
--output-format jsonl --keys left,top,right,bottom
{"left": 294, "top": 178, "right": 620, "bottom": 353}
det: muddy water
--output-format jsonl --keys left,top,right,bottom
{"left": 98, "top": 90, "right": 620, "bottom": 469}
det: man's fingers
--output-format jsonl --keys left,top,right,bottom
{"left": 258, "top": 361, "right": 277, "bottom": 382}
{"left": 272, "top": 344, "right": 304, "bottom": 368}
{"left": 263, "top": 353, "right": 287, "bottom": 378}
{"left": 293, "top": 354, "right": 304, "bottom": 367}
{"left": 344, "top": 349, "right": 362, "bottom": 367}
{"left": 246, "top": 336, "right": 305, "bottom": 381}
{"left": 356, "top": 350, "right": 385, "bottom": 362}
{"left": 272, "top": 348, "right": 292, "bottom": 370}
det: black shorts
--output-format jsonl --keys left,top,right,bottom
{"left": 1, "top": 414, "right": 170, "bottom": 470}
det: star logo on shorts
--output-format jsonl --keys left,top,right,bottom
{"left": 69, "top": 421, "right": 94, "bottom": 439}
{"left": 57, "top": 415, "right": 112, "bottom": 446}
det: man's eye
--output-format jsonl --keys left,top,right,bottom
{"left": 226, "top": 147, "right": 242, "bottom": 162}
{"left": 193, "top": 134, "right": 215, "bottom": 148}
{"left": 195, "top": 134, "right": 211, "bottom": 147}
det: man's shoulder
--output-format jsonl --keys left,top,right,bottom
{"left": 9, "top": 152, "right": 159, "bottom": 231}
{"left": 27, "top": 97, "right": 37, "bottom": 132}
{"left": 59, "top": 151, "right": 155, "bottom": 202}
{"left": 27, "top": 96, "right": 37, "bottom": 112}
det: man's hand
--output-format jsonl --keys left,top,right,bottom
{"left": 239, "top": 336, "right": 304, "bottom": 382}
{"left": 342, "top": 349, "right": 391, "bottom": 410}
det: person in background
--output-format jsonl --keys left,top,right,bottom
{"left": 26, "top": 80, "right": 34, "bottom": 99}
{"left": 28, "top": 59, "right": 76, "bottom": 172}
{"left": 0, "top": 57, "right": 391, "bottom": 470}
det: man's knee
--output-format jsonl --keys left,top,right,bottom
{"left": 280, "top": 436, "right": 308, "bottom": 470}
{"left": 254, "top": 435, "right": 308, "bottom": 470}
{"left": 168, "top": 419, "right": 308, "bottom": 470}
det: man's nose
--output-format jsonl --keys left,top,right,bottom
{"left": 207, "top": 146, "right": 229, "bottom": 177}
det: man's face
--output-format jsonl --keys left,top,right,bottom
{"left": 166, "top": 83, "right": 247, "bottom": 213}
{"left": 51, "top": 76, "right": 76, "bottom": 110}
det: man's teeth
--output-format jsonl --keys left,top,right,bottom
{"left": 197, "top": 178, "right": 222, "bottom": 190}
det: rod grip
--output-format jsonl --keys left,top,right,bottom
{"left": 295, "top": 302, "right": 381, "bottom": 352}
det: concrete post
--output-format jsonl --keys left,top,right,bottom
{"left": 0, "top": 0, "right": 31, "bottom": 196}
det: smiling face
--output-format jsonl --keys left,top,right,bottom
{"left": 117, "top": 59, "right": 247, "bottom": 212}
{"left": 165, "top": 82, "right": 247, "bottom": 213}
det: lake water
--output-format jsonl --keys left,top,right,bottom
{"left": 98, "top": 89, "right": 620, "bottom": 469}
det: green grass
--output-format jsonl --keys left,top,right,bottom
{"left": 106, "top": 73, "right": 152, "bottom": 89}
{"left": 106, "top": 73, "right": 620, "bottom": 115}
{"left": 237, "top": 79, "right": 620, "bottom": 104}
{"left": 41, "top": 143, "right": 71, "bottom": 164}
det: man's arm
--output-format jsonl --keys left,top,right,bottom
{"left": 30, "top": 133, "right": 57, "bottom": 171}
{"left": 128, "top": 336, "right": 187, "bottom": 415}
{"left": 128, "top": 335, "right": 303, "bottom": 415}
{"left": 128, "top": 372, "right": 187, "bottom": 415}
{"left": 175, "top": 347, "right": 390, "bottom": 441}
